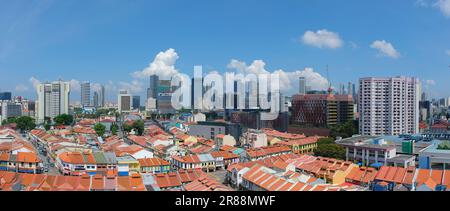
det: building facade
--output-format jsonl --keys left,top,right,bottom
{"left": 291, "top": 93, "right": 354, "bottom": 127}
{"left": 359, "top": 77, "right": 420, "bottom": 136}
{"left": 36, "top": 81, "right": 70, "bottom": 123}
{"left": 81, "top": 81, "right": 91, "bottom": 107}
{"left": 118, "top": 90, "right": 132, "bottom": 113}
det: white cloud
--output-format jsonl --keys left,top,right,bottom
{"left": 370, "top": 40, "right": 401, "bottom": 59}
{"left": 119, "top": 80, "right": 143, "bottom": 94}
{"left": 132, "top": 48, "right": 180, "bottom": 80}
{"left": 15, "top": 84, "right": 29, "bottom": 92}
{"left": 435, "top": 0, "right": 450, "bottom": 17}
{"left": 446, "top": 49, "right": 450, "bottom": 56}
{"left": 416, "top": 0, "right": 431, "bottom": 7}
{"left": 69, "top": 79, "right": 81, "bottom": 92}
{"left": 29, "top": 77, "right": 41, "bottom": 89}
{"left": 29, "top": 77, "right": 83, "bottom": 92}
{"left": 227, "top": 59, "right": 329, "bottom": 94}
{"left": 91, "top": 83, "right": 102, "bottom": 92}
{"left": 301, "top": 29, "right": 343, "bottom": 49}
{"left": 426, "top": 79, "right": 436, "bottom": 85}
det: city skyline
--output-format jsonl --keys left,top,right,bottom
{"left": 1, "top": 0, "right": 450, "bottom": 102}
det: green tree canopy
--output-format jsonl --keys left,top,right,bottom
{"left": 123, "top": 124, "right": 133, "bottom": 133}
{"left": 15, "top": 116, "right": 36, "bottom": 132}
{"left": 132, "top": 120, "right": 145, "bottom": 136}
{"left": 2, "top": 117, "right": 17, "bottom": 125}
{"left": 329, "top": 121, "right": 358, "bottom": 139}
{"left": 94, "top": 123, "right": 106, "bottom": 137}
{"left": 111, "top": 123, "right": 119, "bottom": 136}
{"left": 54, "top": 114, "right": 74, "bottom": 126}
{"left": 44, "top": 123, "right": 51, "bottom": 131}
{"left": 314, "top": 143, "right": 346, "bottom": 160}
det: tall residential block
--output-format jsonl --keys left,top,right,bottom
{"left": 358, "top": 76, "right": 420, "bottom": 136}
{"left": 36, "top": 81, "right": 70, "bottom": 123}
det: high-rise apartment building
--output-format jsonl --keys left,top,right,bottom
{"left": 36, "top": 81, "right": 70, "bottom": 123}
{"left": 81, "top": 82, "right": 91, "bottom": 107}
{"left": 358, "top": 76, "right": 420, "bottom": 136}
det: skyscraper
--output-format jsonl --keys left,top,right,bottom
{"left": 93, "top": 91, "right": 99, "bottom": 108}
{"left": 347, "top": 82, "right": 353, "bottom": 96}
{"left": 147, "top": 75, "right": 159, "bottom": 100}
{"left": 132, "top": 96, "right": 141, "bottom": 110}
{"left": 299, "top": 77, "right": 306, "bottom": 95}
{"left": 92, "top": 85, "right": 105, "bottom": 108}
{"left": 81, "top": 82, "right": 91, "bottom": 107}
{"left": 36, "top": 80, "right": 70, "bottom": 123}
{"left": 100, "top": 85, "right": 105, "bottom": 107}
{"left": 421, "top": 92, "right": 427, "bottom": 101}
{"left": 359, "top": 76, "right": 420, "bottom": 136}
{"left": 339, "top": 83, "right": 345, "bottom": 95}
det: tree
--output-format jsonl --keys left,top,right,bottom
{"left": 317, "top": 137, "right": 336, "bottom": 146}
{"left": 54, "top": 114, "right": 74, "bottom": 126}
{"left": 314, "top": 143, "right": 346, "bottom": 160}
{"left": 132, "top": 120, "right": 145, "bottom": 136}
{"left": 123, "top": 124, "right": 133, "bottom": 133}
{"left": 15, "top": 116, "right": 36, "bottom": 132}
{"left": 111, "top": 123, "right": 119, "bottom": 136}
{"left": 94, "top": 123, "right": 106, "bottom": 137}
{"left": 330, "top": 121, "right": 358, "bottom": 139}
{"left": 2, "top": 117, "right": 17, "bottom": 125}
{"left": 44, "top": 123, "right": 51, "bottom": 131}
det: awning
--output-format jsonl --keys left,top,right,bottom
{"left": 370, "top": 162, "right": 384, "bottom": 168}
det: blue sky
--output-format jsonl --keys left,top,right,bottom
{"left": 0, "top": 0, "right": 449, "bottom": 102}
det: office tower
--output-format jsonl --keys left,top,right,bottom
{"left": 93, "top": 91, "right": 99, "bottom": 108}
{"left": 421, "top": 92, "right": 427, "bottom": 102}
{"left": 99, "top": 85, "right": 105, "bottom": 107}
{"left": 359, "top": 76, "right": 420, "bottom": 136}
{"left": 348, "top": 82, "right": 353, "bottom": 96}
{"left": 291, "top": 93, "right": 354, "bottom": 127}
{"left": 147, "top": 75, "right": 159, "bottom": 100}
{"left": 339, "top": 83, "right": 346, "bottom": 95}
{"left": 36, "top": 80, "right": 71, "bottom": 123}
{"left": 146, "top": 98, "right": 157, "bottom": 111}
{"left": 1, "top": 102, "right": 22, "bottom": 119}
{"left": 118, "top": 90, "right": 132, "bottom": 113}
{"left": 352, "top": 83, "right": 356, "bottom": 97}
{"left": 132, "top": 96, "right": 141, "bottom": 110}
{"left": 299, "top": 77, "right": 306, "bottom": 95}
{"left": 0, "top": 92, "right": 12, "bottom": 101}
{"left": 81, "top": 82, "right": 91, "bottom": 107}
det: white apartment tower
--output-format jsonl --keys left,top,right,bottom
{"left": 36, "top": 81, "right": 70, "bottom": 123}
{"left": 81, "top": 81, "right": 91, "bottom": 107}
{"left": 359, "top": 76, "right": 420, "bottom": 136}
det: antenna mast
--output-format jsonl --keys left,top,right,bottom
{"left": 326, "top": 65, "right": 332, "bottom": 94}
